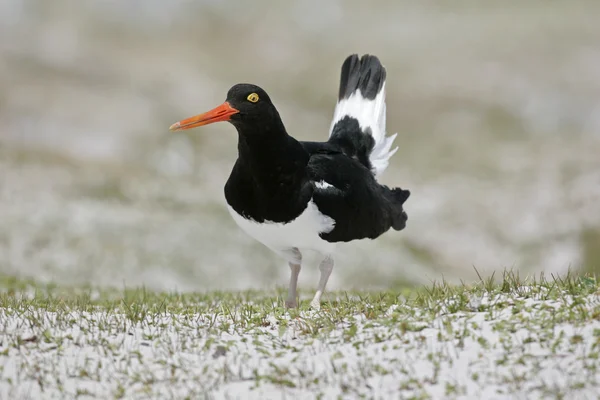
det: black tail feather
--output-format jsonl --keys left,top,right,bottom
{"left": 389, "top": 188, "right": 410, "bottom": 231}
{"left": 338, "top": 54, "right": 387, "bottom": 101}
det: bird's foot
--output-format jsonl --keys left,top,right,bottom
{"left": 309, "top": 300, "right": 321, "bottom": 311}
{"left": 285, "top": 299, "right": 298, "bottom": 309}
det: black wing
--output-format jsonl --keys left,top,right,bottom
{"left": 301, "top": 145, "right": 409, "bottom": 243}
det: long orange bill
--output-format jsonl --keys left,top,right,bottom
{"left": 169, "top": 102, "right": 239, "bottom": 131}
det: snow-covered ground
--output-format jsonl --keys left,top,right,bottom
{"left": 1, "top": 283, "right": 598, "bottom": 399}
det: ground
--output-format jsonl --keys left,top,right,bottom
{"left": 0, "top": 272, "right": 599, "bottom": 399}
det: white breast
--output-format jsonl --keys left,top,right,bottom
{"left": 227, "top": 200, "right": 336, "bottom": 262}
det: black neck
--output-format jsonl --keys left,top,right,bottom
{"left": 233, "top": 112, "right": 307, "bottom": 179}
{"left": 224, "top": 114, "right": 313, "bottom": 223}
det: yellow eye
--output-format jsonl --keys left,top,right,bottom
{"left": 247, "top": 93, "right": 259, "bottom": 103}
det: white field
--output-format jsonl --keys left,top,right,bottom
{"left": 1, "top": 285, "right": 599, "bottom": 399}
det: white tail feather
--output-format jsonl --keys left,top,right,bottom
{"left": 329, "top": 83, "right": 398, "bottom": 178}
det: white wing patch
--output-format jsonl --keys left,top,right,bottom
{"left": 329, "top": 83, "right": 398, "bottom": 178}
{"left": 315, "top": 181, "right": 333, "bottom": 190}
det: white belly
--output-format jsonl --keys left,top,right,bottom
{"left": 227, "top": 200, "right": 336, "bottom": 262}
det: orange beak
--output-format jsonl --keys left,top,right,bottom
{"left": 169, "top": 102, "right": 239, "bottom": 131}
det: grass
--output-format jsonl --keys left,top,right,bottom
{"left": 0, "top": 271, "right": 599, "bottom": 399}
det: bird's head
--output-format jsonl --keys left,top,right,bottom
{"left": 169, "top": 83, "right": 280, "bottom": 133}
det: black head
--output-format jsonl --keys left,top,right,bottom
{"left": 169, "top": 83, "right": 283, "bottom": 134}
{"left": 226, "top": 84, "right": 271, "bottom": 116}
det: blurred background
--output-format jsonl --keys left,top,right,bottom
{"left": 1, "top": 0, "right": 599, "bottom": 292}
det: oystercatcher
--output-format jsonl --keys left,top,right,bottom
{"left": 170, "top": 54, "right": 410, "bottom": 309}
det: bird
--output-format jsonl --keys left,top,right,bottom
{"left": 170, "top": 54, "right": 410, "bottom": 309}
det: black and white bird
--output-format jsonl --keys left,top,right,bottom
{"left": 170, "top": 54, "right": 410, "bottom": 309}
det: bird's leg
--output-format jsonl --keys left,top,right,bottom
{"left": 310, "top": 255, "right": 334, "bottom": 310}
{"left": 284, "top": 248, "right": 302, "bottom": 309}
{"left": 285, "top": 263, "right": 301, "bottom": 309}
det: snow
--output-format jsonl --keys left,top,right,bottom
{"left": 0, "top": 290, "right": 598, "bottom": 399}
